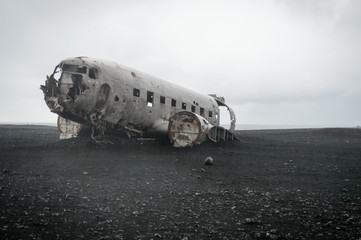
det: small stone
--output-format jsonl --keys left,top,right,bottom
{"left": 269, "top": 234, "right": 278, "bottom": 239}
{"left": 244, "top": 218, "right": 256, "bottom": 224}
{"left": 325, "top": 221, "right": 333, "bottom": 226}
{"left": 204, "top": 156, "right": 213, "bottom": 165}
{"left": 254, "top": 232, "right": 262, "bottom": 238}
{"left": 346, "top": 217, "right": 355, "bottom": 223}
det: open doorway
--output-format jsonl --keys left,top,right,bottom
{"left": 216, "top": 102, "right": 236, "bottom": 131}
{"left": 219, "top": 106, "right": 230, "bottom": 129}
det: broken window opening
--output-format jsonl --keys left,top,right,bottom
{"left": 115, "top": 95, "right": 119, "bottom": 101}
{"left": 52, "top": 65, "right": 62, "bottom": 81}
{"left": 62, "top": 64, "right": 87, "bottom": 74}
{"left": 147, "top": 91, "right": 154, "bottom": 107}
{"left": 191, "top": 105, "right": 196, "bottom": 113}
{"left": 171, "top": 99, "right": 176, "bottom": 107}
{"left": 160, "top": 96, "right": 165, "bottom": 104}
{"left": 209, "top": 111, "right": 213, "bottom": 118}
{"left": 133, "top": 88, "right": 140, "bottom": 97}
{"left": 77, "top": 66, "right": 86, "bottom": 73}
{"left": 68, "top": 74, "right": 84, "bottom": 100}
{"left": 200, "top": 107, "right": 205, "bottom": 117}
{"left": 182, "top": 102, "right": 187, "bottom": 110}
{"left": 89, "top": 68, "right": 98, "bottom": 79}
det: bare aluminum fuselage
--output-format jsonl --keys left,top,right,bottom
{"left": 41, "top": 57, "right": 236, "bottom": 145}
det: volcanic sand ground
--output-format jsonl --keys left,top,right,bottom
{"left": 0, "top": 125, "right": 361, "bottom": 239}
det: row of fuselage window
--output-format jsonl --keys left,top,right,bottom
{"left": 133, "top": 88, "right": 213, "bottom": 118}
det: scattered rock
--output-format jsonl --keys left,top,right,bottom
{"left": 204, "top": 156, "right": 213, "bottom": 165}
{"left": 154, "top": 233, "right": 162, "bottom": 238}
{"left": 245, "top": 233, "right": 252, "bottom": 240}
{"left": 244, "top": 217, "right": 257, "bottom": 224}
{"left": 254, "top": 232, "right": 262, "bottom": 238}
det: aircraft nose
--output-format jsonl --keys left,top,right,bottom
{"left": 41, "top": 75, "right": 59, "bottom": 98}
{"left": 40, "top": 75, "right": 63, "bottom": 112}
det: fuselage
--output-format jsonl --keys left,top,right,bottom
{"left": 42, "top": 57, "right": 222, "bottom": 134}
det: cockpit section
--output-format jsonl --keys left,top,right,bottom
{"left": 43, "top": 63, "right": 99, "bottom": 102}
{"left": 56, "top": 63, "right": 98, "bottom": 102}
{"left": 40, "top": 60, "right": 101, "bottom": 121}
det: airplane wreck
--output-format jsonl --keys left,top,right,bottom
{"left": 41, "top": 57, "right": 237, "bottom": 147}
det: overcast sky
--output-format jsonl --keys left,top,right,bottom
{"left": 1, "top": 0, "right": 360, "bottom": 126}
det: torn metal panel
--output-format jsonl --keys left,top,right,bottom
{"left": 207, "top": 126, "right": 239, "bottom": 142}
{"left": 57, "top": 116, "right": 82, "bottom": 139}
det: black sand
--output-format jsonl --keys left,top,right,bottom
{"left": 0, "top": 125, "right": 360, "bottom": 239}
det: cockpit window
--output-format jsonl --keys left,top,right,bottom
{"left": 62, "top": 64, "right": 87, "bottom": 74}
{"left": 52, "top": 65, "right": 62, "bottom": 81}
{"left": 89, "top": 68, "right": 98, "bottom": 79}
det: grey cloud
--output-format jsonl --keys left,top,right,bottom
{"left": 0, "top": 0, "right": 360, "bottom": 126}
